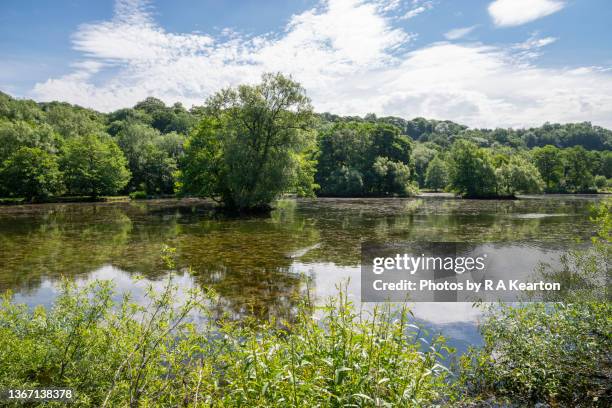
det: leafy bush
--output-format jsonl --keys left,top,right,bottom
{"left": 0, "top": 280, "right": 451, "bottom": 407}
{"left": 458, "top": 302, "right": 611, "bottom": 406}
{"left": 594, "top": 174, "right": 607, "bottom": 190}
{"left": 457, "top": 201, "right": 612, "bottom": 406}
{"left": 129, "top": 190, "right": 148, "bottom": 200}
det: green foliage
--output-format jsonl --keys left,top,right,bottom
{"left": 531, "top": 145, "right": 603, "bottom": 193}
{"left": 448, "top": 140, "right": 498, "bottom": 197}
{"left": 591, "top": 199, "right": 612, "bottom": 241}
{"left": 458, "top": 200, "right": 612, "bottom": 406}
{"left": 292, "top": 144, "right": 319, "bottom": 197}
{"left": 180, "top": 73, "right": 316, "bottom": 210}
{"left": 0, "top": 147, "right": 63, "bottom": 200}
{"left": 600, "top": 151, "right": 612, "bottom": 178}
{"left": 0, "top": 91, "right": 46, "bottom": 123}
{"left": 448, "top": 141, "right": 545, "bottom": 197}
{"left": 563, "top": 146, "right": 595, "bottom": 193}
{"left": 316, "top": 122, "right": 417, "bottom": 196}
{"left": 178, "top": 117, "right": 223, "bottom": 198}
{"left": 129, "top": 190, "right": 148, "bottom": 200}
{"left": 326, "top": 114, "right": 611, "bottom": 151}
{"left": 0, "top": 120, "right": 60, "bottom": 162}
{"left": 0, "top": 280, "right": 451, "bottom": 407}
{"left": 524, "top": 121, "right": 611, "bottom": 150}
{"left": 594, "top": 175, "right": 607, "bottom": 190}
{"left": 323, "top": 165, "right": 365, "bottom": 196}
{"left": 40, "top": 101, "right": 106, "bottom": 139}
{"left": 316, "top": 122, "right": 371, "bottom": 196}
{"left": 0, "top": 91, "right": 188, "bottom": 199}
{"left": 61, "top": 135, "right": 131, "bottom": 197}
{"left": 132, "top": 98, "right": 196, "bottom": 134}
{"left": 0, "top": 85, "right": 609, "bottom": 201}
{"left": 495, "top": 155, "right": 544, "bottom": 196}
{"left": 411, "top": 143, "right": 438, "bottom": 187}
{"left": 116, "top": 122, "right": 182, "bottom": 194}
{"left": 459, "top": 302, "right": 611, "bottom": 406}
{"left": 532, "top": 145, "right": 565, "bottom": 192}
{"left": 371, "top": 156, "right": 416, "bottom": 196}
{"left": 424, "top": 155, "right": 449, "bottom": 191}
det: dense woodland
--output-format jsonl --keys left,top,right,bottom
{"left": 1, "top": 74, "right": 611, "bottom": 208}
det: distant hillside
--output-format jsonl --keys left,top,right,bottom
{"left": 317, "top": 112, "right": 612, "bottom": 151}
{"left": 2, "top": 90, "right": 611, "bottom": 151}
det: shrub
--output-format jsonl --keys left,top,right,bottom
{"left": 129, "top": 190, "right": 148, "bottom": 200}
{"left": 457, "top": 201, "right": 612, "bottom": 406}
{"left": 0, "top": 281, "right": 452, "bottom": 407}
{"left": 458, "top": 302, "right": 611, "bottom": 406}
{"left": 594, "top": 174, "right": 607, "bottom": 190}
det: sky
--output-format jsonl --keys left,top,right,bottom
{"left": 1, "top": 0, "right": 612, "bottom": 128}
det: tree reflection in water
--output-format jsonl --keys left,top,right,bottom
{"left": 0, "top": 195, "right": 603, "bottom": 323}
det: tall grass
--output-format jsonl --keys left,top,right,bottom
{"left": 0, "top": 278, "right": 452, "bottom": 407}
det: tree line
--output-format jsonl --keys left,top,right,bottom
{"left": 1, "top": 74, "right": 611, "bottom": 208}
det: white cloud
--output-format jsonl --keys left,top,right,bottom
{"left": 510, "top": 33, "right": 557, "bottom": 62}
{"left": 400, "top": 0, "right": 434, "bottom": 20}
{"left": 444, "top": 25, "right": 477, "bottom": 40}
{"left": 31, "top": 0, "right": 612, "bottom": 129}
{"left": 488, "top": 0, "right": 565, "bottom": 27}
{"left": 514, "top": 35, "right": 557, "bottom": 50}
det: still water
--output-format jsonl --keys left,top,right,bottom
{"left": 0, "top": 195, "right": 603, "bottom": 352}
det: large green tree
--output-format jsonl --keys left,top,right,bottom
{"left": 180, "top": 73, "right": 316, "bottom": 210}
{"left": 532, "top": 145, "right": 564, "bottom": 192}
{"left": 0, "top": 121, "right": 60, "bottom": 163}
{"left": 61, "top": 135, "right": 131, "bottom": 197}
{"left": 371, "top": 156, "right": 414, "bottom": 196}
{"left": 411, "top": 143, "right": 437, "bottom": 187}
{"left": 599, "top": 151, "right": 612, "bottom": 178}
{"left": 316, "top": 122, "right": 416, "bottom": 196}
{"left": 425, "top": 155, "right": 449, "bottom": 191}
{"left": 563, "top": 146, "right": 595, "bottom": 193}
{"left": 115, "top": 122, "right": 182, "bottom": 194}
{"left": 496, "top": 156, "right": 545, "bottom": 196}
{"left": 448, "top": 140, "right": 497, "bottom": 197}
{"left": 0, "top": 146, "right": 63, "bottom": 200}
{"left": 316, "top": 122, "right": 372, "bottom": 196}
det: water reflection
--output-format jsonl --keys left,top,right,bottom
{"left": 0, "top": 195, "right": 602, "bottom": 350}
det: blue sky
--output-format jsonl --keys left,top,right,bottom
{"left": 1, "top": 0, "right": 612, "bottom": 127}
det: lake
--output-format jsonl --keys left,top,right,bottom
{"left": 0, "top": 195, "right": 603, "bottom": 353}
